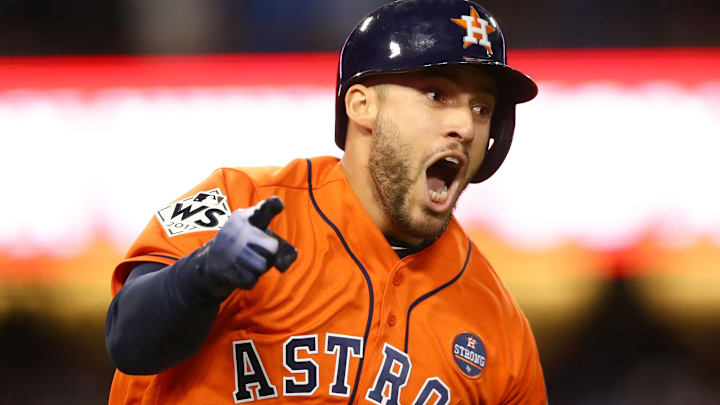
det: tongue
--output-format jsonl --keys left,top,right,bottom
{"left": 427, "top": 176, "right": 445, "bottom": 193}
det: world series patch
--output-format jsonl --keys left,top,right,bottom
{"left": 155, "top": 188, "right": 231, "bottom": 237}
{"left": 452, "top": 331, "right": 486, "bottom": 378}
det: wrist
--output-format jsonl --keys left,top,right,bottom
{"left": 177, "top": 243, "right": 235, "bottom": 304}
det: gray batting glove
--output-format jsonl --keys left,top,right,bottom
{"left": 199, "top": 197, "right": 297, "bottom": 296}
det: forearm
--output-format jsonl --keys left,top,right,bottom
{"left": 105, "top": 197, "right": 297, "bottom": 375}
{"left": 105, "top": 247, "right": 226, "bottom": 375}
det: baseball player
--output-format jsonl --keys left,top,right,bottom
{"left": 105, "top": 0, "right": 546, "bottom": 403}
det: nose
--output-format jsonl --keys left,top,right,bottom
{"left": 443, "top": 105, "right": 475, "bottom": 143}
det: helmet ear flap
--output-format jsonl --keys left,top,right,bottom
{"left": 471, "top": 103, "right": 515, "bottom": 183}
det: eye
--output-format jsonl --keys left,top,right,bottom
{"left": 425, "top": 89, "right": 448, "bottom": 103}
{"left": 472, "top": 104, "right": 493, "bottom": 118}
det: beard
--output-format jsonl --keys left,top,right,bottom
{"left": 368, "top": 113, "right": 461, "bottom": 242}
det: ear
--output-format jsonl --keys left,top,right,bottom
{"left": 345, "top": 83, "right": 379, "bottom": 133}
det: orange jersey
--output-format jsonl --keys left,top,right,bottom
{"left": 108, "top": 156, "right": 546, "bottom": 404}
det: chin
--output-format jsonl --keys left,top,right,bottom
{"left": 401, "top": 207, "right": 454, "bottom": 242}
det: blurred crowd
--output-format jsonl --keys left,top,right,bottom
{"left": 1, "top": 0, "right": 720, "bottom": 55}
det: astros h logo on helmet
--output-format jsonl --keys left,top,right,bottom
{"left": 451, "top": 6, "right": 495, "bottom": 54}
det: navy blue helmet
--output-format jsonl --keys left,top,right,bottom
{"left": 335, "top": 0, "right": 537, "bottom": 183}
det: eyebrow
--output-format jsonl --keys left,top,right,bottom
{"left": 418, "top": 70, "right": 497, "bottom": 96}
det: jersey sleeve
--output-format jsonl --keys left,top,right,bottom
{"left": 502, "top": 310, "right": 548, "bottom": 404}
{"left": 471, "top": 245, "right": 548, "bottom": 404}
{"left": 110, "top": 168, "right": 261, "bottom": 295}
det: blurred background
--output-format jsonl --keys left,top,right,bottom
{"left": 1, "top": 0, "right": 719, "bottom": 403}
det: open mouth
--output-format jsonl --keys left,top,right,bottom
{"left": 425, "top": 155, "right": 463, "bottom": 205}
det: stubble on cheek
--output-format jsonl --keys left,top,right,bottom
{"left": 368, "top": 114, "right": 414, "bottom": 225}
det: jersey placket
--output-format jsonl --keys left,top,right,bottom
{"left": 353, "top": 258, "right": 414, "bottom": 404}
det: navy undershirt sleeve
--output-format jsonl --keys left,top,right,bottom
{"left": 105, "top": 236, "right": 427, "bottom": 375}
{"left": 105, "top": 247, "right": 227, "bottom": 375}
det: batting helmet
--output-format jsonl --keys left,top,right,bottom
{"left": 335, "top": 0, "right": 537, "bottom": 183}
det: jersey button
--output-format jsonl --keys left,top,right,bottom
{"left": 392, "top": 274, "right": 402, "bottom": 286}
{"left": 388, "top": 313, "right": 397, "bottom": 326}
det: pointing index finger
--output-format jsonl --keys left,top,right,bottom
{"left": 248, "top": 197, "right": 284, "bottom": 230}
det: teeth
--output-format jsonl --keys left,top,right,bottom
{"left": 444, "top": 156, "right": 460, "bottom": 165}
{"left": 428, "top": 185, "right": 449, "bottom": 203}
